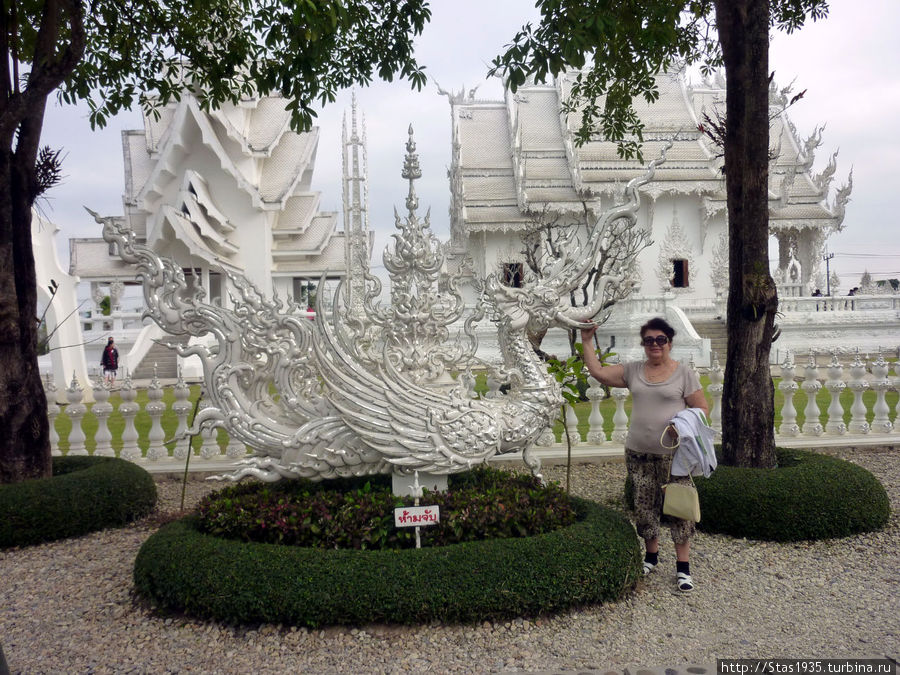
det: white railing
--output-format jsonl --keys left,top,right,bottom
{"left": 778, "top": 294, "right": 900, "bottom": 313}
{"left": 45, "top": 351, "right": 900, "bottom": 471}
{"left": 80, "top": 309, "right": 146, "bottom": 334}
{"left": 672, "top": 296, "right": 719, "bottom": 316}
{"left": 776, "top": 282, "right": 805, "bottom": 298}
{"left": 671, "top": 291, "right": 900, "bottom": 319}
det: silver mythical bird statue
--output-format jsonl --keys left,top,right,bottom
{"left": 94, "top": 133, "right": 667, "bottom": 485}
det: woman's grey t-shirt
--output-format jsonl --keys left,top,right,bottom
{"left": 622, "top": 361, "right": 702, "bottom": 456}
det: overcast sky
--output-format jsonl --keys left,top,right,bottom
{"left": 37, "top": 0, "right": 900, "bottom": 286}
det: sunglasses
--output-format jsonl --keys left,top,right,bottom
{"left": 641, "top": 335, "right": 670, "bottom": 347}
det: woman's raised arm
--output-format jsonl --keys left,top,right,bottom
{"left": 580, "top": 326, "right": 626, "bottom": 388}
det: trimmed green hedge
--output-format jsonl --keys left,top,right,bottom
{"left": 0, "top": 456, "right": 157, "bottom": 548}
{"left": 695, "top": 448, "right": 890, "bottom": 541}
{"left": 134, "top": 497, "right": 641, "bottom": 626}
{"left": 625, "top": 448, "right": 890, "bottom": 541}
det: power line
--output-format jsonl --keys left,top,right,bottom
{"left": 832, "top": 253, "right": 900, "bottom": 258}
{"left": 840, "top": 272, "right": 900, "bottom": 276}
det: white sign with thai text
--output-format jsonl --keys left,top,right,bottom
{"left": 394, "top": 505, "right": 440, "bottom": 527}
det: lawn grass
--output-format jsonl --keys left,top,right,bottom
{"left": 545, "top": 375, "right": 898, "bottom": 442}
{"left": 53, "top": 385, "right": 230, "bottom": 455}
{"left": 52, "top": 375, "right": 899, "bottom": 455}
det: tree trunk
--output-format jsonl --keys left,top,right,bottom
{"left": 715, "top": 0, "right": 779, "bottom": 469}
{"left": 0, "top": 147, "right": 51, "bottom": 483}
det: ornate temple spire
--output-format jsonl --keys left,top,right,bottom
{"left": 349, "top": 124, "right": 475, "bottom": 385}
{"left": 402, "top": 124, "right": 421, "bottom": 218}
{"left": 342, "top": 92, "right": 370, "bottom": 316}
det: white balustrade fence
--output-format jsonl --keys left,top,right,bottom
{"left": 45, "top": 352, "right": 900, "bottom": 471}
{"left": 45, "top": 373, "right": 251, "bottom": 466}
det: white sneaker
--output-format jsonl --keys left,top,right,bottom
{"left": 642, "top": 560, "right": 657, "bottom": 576}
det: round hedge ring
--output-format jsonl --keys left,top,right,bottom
{"left": 695, "top": 448, "right": 890, "bottom": 541}
{"left": 0, "top": 456, "right": 157, "bottom": 548}
{"left": 134, "top": 497, "right": 642, "bottom": 627}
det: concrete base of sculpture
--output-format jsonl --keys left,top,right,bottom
{"left": 392, "top": 471, "right": 448, "bottom": 497}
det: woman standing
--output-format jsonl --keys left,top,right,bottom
{"left": 580, "top": 317, "right": 708, "bottom": 592}
{"left": 100, "top": 337, "right": 119, "bottom": 386}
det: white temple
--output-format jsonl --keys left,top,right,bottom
{"left": 66, "top": 93, "right": 371, "bottom": 381}
{"left": 447, "top": 69, "right": 850, "bottom": 294}
{"left": 443, "top": 69, "right": 861, "bottom": 362}
{"left": 37, "top": 69, "right": 898, "bottom": 392}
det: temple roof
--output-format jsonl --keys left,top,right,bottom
{"left": 75, "top": 94, "right": 349, "bottom": 282}
{"left": 448, "top": 69, "right": 851, "bottom": 234}
{"left": 112, "top": 94, "right": 348, "bottom": 279}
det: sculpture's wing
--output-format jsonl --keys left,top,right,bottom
{"left": 96, "top": 213, "right": 378, "bottom": 471}
{"left": 313, "top": 283, "right": 502, "bottom": 473}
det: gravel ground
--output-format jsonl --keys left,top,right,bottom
{"left": 2, "top": 448, "right": 899, "bottom": 674}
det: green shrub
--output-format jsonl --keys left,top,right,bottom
{"left": 622, "top": 448, "right": 889, "bottom": 541}
{"left": 696, "top": 448, "right": 890, "bottom": 541}
{"left": 0, "top": 456, "right": 157, "bottom": 548}
{"left": 134, "top": 497, "right": 641, "bottom": 626}
{"left": 196, "top": 466, "right": 576, "bottom": 549}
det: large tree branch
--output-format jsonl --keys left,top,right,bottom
{"left": 0, "top": 0, "right": 85, "bottom": 149}
{"left": 1, "top": 0, "right": 12, "bottom": 108}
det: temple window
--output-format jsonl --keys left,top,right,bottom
{"left": 502, "top": 262, "right": 524, "bottom": 288}
{"left": 672, "top": 259, "right": 690, "bottom": 288}
{"left": 292, "top": 277, "right": 316, "bottom": 307}
{"left": 181, "top": 268, "right": 201, "bottom": 293}
{"left": 209, "top": 272, "right": 222, "bottom": 305}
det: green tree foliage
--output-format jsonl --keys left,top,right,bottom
{"left": 493, "top": 0, "right": 828, "bottom": 468}
{"left": 0, "top": 0, "right": 431, "bottom": 483}
{"left": 491, "top": 1, "right": 826, "bottom": 159}
{"left": 547, "top": 342, "right": 615, "bottom": 492}
{"left": 547, "top": 345, "right": 590, "bottom": 493}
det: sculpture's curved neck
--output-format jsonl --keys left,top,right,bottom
{"left": 496, "top": 320, "right": 562, "bottom": 450}
{"left": 498, "top": 323, "right": 545, "bottom": 388}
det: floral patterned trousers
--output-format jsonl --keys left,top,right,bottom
{"left": 626, "top": 450, "right": 695, "bottom": 545}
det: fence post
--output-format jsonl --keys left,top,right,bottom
{"left": 145, "top": 368, "right": 167, "bottom": 460}
{"left": 118, "top": 374, "right": 141, "bottom": 461}
{"left": 847, "top": 351, "right": 870, "bottom": 434}
{"left": 91, "top": 381, "right": 115, "bottom": 457}
{"left": 870, "top": 352, "right": 893, "bottom": 434}
{"left": 800, "top": 354, "right": 823, "bottom": 437}
{"left": 586, "top": 376, "right": 607, "bottom": 444}
{"left": 611, "top": 387, "right": 629, "bottom": 444}
{"left": 172, "top": 369, "right": 193, "bottom": 459}
{"left": 535, "top": 425, "right": 556, "bottom": 447}
{"left": 894, "top": 360, "right": 900, "bottom": 429}
{"left": 65, "top": 375, "right": 88, "bottom": 456}
{"left": 197, "top": 398, "right": 222, "bottom": 459}
{"left": 44, "top": 375, "right": 61, "bottom": 457}
{"left": 707, "top": 354, "right": 724, "bottom": 435}
{"left": 485, "top": 372, "right": 502, "bottom": 399}
{"left": 777, "top": 352, "right": 800, "bottom": 437}
{"left": 565, "top": 402, "right": 581, "bottom": 445}
{"left": 824, "top": 354, "right": 847, "bottom": 436}
{"left": 226, "top": 435, "right": 247, "bottom": 459}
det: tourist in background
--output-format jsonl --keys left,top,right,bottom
{"left": 579, "top": 317, "right": 708, "bottom": 592}
{"left": 100, "top": 336, "right": 119, "bottom": 386}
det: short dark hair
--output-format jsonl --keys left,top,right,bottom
{"left": 640, "top": 317, "right": 676, "bottom": 342}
